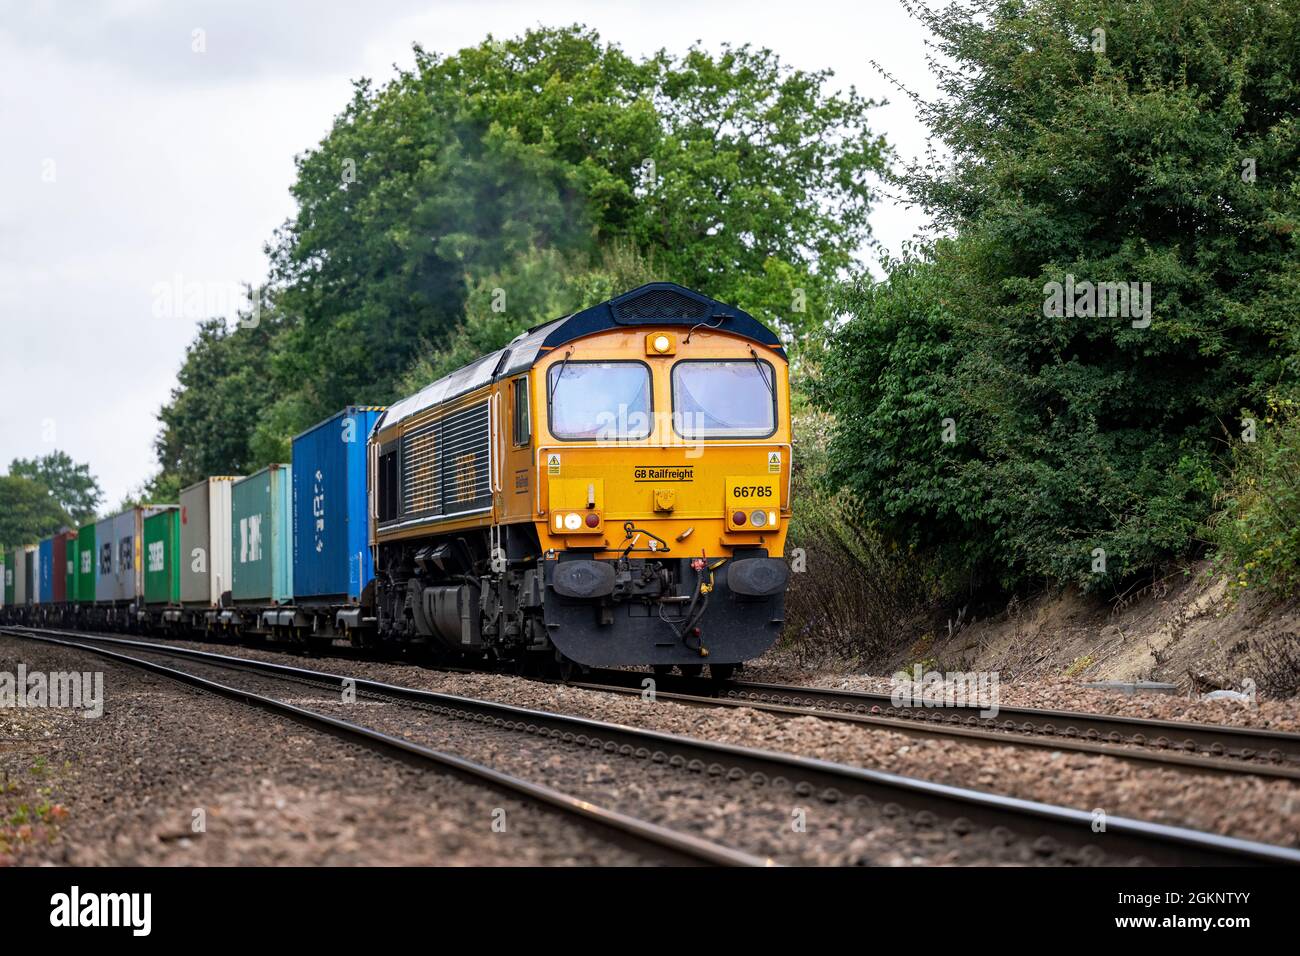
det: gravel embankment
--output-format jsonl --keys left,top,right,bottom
{"left": 0, "top": 635, "right": 646, "bottom": 866}
{"left": 743, "top": 666, "right": 1300, "bottom": 733}
{"left": 88, "top": 644, "right": 1094, "bottom": 865}
{"left": 64, "top": 635, "right": 1300, "bottom": 852}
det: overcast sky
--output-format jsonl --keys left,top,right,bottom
{"left": 0, "top": 0, "right": 937, "bottom": 509}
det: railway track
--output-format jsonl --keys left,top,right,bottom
{"left": 0, "top": 626, "right": 766, "bottom": 867}
{"left": 5, "top": 626, "right": 1300, "bottom": 866}
{"left": 571, "top": 669, "right": 1300, "bottom": 781}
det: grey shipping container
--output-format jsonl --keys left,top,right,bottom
{"left": 180, "top": 477, "right": 235, "bottom": 606}
{"left": 96, "top": 506, "right": 171, "bottom": 604}
{"left": 94, "top": 515, "right": 115, "bottom": 603}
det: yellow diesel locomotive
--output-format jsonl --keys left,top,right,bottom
{"left": 368, "top": 283, "right": 791, "bottom": 677}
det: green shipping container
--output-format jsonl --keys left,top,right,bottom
{"left": 231, "top": 464, "right": 293, "bottom": 605}
{"left": 76, "top": 524, "right": 96, "bottom": 603}
{"left": 143, "top": 509, "right": 181, "bottom": 605}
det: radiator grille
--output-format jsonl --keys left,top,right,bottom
{"left": 398, "top": 400, "right": 491, "bottom": 521}
{"left": 401, "top": 419, "right": 441, "bottom": 516}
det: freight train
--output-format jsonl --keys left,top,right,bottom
{"left": 0, "top": 283, "right": 792, "bottom": 678}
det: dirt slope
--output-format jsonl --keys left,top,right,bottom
{"left": 895, "top": 562, "right": 1300, "bottom": 698}
{"left": 759, "top": 560, "right": 1300, "bottom": 701}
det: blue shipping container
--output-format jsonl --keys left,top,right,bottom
{"left": 38, "top": 538, "right": 54, "bottom": 603}
{"left": 292, "top": 406, "right": 384, "bottom": 603}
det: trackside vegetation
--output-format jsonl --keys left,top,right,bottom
{"left": 816, "top": 0, "right": 1300, "bottom": 597}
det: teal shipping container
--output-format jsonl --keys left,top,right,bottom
{"left": 231, "top": 464, "right": 293, "bottom": 605}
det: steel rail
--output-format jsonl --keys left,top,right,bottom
{"left": 559, "top": 679, "right": 1300, "bottom": 781}
{"left": 579, "top": 668, "right": 1300, "bottom": 775}
{"left": 0, "top": 627, "right": 770, "bottom": 868}
{"left": 8, "top": 627, "right": 1300, "bottom": 867}
{"left": 722, "top": 677, "right": 1300, "bottom": 767}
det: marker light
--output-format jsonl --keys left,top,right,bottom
{"left": 563, "top": 513, "right": 582, "bottom": 531}
{"left": 732, "top": 511, "right": 747, "bottom": 526}
{"left": 645, "top": 332, "right": 676, "bottom": 355}
{"left": 750, "top": 509, "right": 768, "bottom": 528}
{"left": 585, "top": 512, "right": 600, "bottom": 528}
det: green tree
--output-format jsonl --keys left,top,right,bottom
{"left": 0, "top": 476, "right": 71, "bottom": 549}
{"left": 153, "top": 305, "right": 287, "bottom": 487}
{"left": 269, "top": 26, "right": 885, "bottom": 411}
{"left": 154, "top": 25, "right": 887, "bottom": 492}
{"left": 8, "top": 451, "right": 103, "bottom": 524}
{"left": 819, "top": 0, "right": 1300, "bottom": 593}
{"left": 394, "top": 239, "right": 663, "bottom": 394}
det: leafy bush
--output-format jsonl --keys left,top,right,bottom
{"left": 1210, "top": 396, "right": 1300, "bottom": 599}
{"left": 818, "top": 0, "right": 1300, "bottom": 594}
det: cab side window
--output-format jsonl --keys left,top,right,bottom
{"left": 512, "top": 378, "right": 530, "bottom": 447}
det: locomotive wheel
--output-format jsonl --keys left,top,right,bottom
{"left": 709, "top": 663, "right": 737, "bottom": 683}
{"left": 678, "top": 664, "right": 704, "bottom": 678}
{"left": 652, "top": 664, "right": 673, "bottom": 677}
